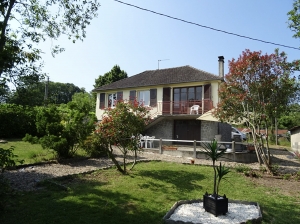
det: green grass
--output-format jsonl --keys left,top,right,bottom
{"left": 0, "top": 139, "right": 88, "bottom": 164}
{"left": 1, "top": 161, "right": 299, "bottom": 224}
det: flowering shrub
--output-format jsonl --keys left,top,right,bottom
{"left": 93, "top": 100, "right": 150, "bottom": 174}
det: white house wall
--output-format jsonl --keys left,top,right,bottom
{"left": 291, "top": 128, "right": 300, "bottom": 153}
{"left": 95, "top": 80, "right": 221, "bottom": 120}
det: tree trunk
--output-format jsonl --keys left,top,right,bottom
{"left": 130, "top": 148, "right": 137, "bottom": 170}
{"left": 107, "top": 145, "right": 125, "bottom": 174}
{"left": 0, "top": 0, "right": 16, "bottom": 76}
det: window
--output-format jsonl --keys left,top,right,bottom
{"left": 138, "top": 90, "right": 150, "bottom": 106}
{"left": 107, "top": 92, "right": 123, "bottom": 108}
{"left": 174, "top": 86, "right": 202, "bottom": 103}
{"left": 108, "top": 93, "right": 117, "bottom": 108}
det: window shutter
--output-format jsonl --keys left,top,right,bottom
{"left": 204, "top": 84, "right": 211, "bottom": 99}
{"left": 150, "top": 89, "right": 157, "bottom": 107}
{"left": 117, "top": 91, "right": 123, "bottom": 101}
{"left": 99, "top": 93, "right": 105, "bottom": 109}
{"left": 129, "top": 90, "right": 136, "bottom": 104}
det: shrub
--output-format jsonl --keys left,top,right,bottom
{"left": 39, "top": 135, "right": 70, "bottom": 159}
{"left": 22, "top": 134, "right": 39, "bottom": 144}
{"left": 0, "top": 146, "right": 23, "bottom": 172}
{"left": 0, "top": 104, "right": 37, "bottom": 138}
{"left": 82, "top": 136, "right": 107, "bottom": 158}
{"left": 234, "top": 164, "right": 251, "bottom": 173}
{"left": 270, "top": 164, "right": 280, "bottom": 175}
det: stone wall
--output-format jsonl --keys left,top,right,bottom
{"left": 219, "top": 122, "right": 232, "bottom": 142}
{"left": 200, "top": 121, "right": 231, "bottom": 142}
{"left": 145, "top": 118, "right": 173, "bottom": 140}
{"left": 201, "top": 121, "right": 218, "bottom": 141}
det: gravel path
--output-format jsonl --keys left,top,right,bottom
{"left": 2, "top": 148, "right": 300, "bottom": 191}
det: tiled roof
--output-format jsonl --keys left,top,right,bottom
{"left": 93, "top": 65, "right": 222, "bottom": 91}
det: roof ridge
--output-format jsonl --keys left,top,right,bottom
{"left": 187, "top": 65, "right": 218, "bottom": 77}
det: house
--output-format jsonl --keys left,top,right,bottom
{"left": 289, "top": 126, "right": 300, "bottom": 152}
{"left": 93, "top": 56, "right": 231, "bottom": 143}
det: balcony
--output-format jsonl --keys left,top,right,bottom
{"left": 148, "top": 99, "right": 213, "bottom": 118}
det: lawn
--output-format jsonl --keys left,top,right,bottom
{"left": 0, "top": 139, "right": 88, "bottom": 164}
{"left": 1, "top": 161, "right": 299, "bottom": 224}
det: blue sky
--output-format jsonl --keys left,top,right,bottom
{"left": 39, "top": 0, "right": 300, "bottom": 92}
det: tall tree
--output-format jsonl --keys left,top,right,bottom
{"left": 7, "top": 81, "right": 84, "bottom": 106}
{"left": 287, "top": 0, "right": 300, "bottom": 39}
{"left": 94, "top": 65, "right": 128, "bottom": 88}
{"left": 215, "top": 49, "right": 299, "bottom": 173}
{"left": 0, "top": 0, "right": 100, "bottom": 89}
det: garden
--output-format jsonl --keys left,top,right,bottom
{"left": 1, "top": 138, "right": 300, "bottom": 224}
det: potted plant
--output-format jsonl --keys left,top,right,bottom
{"left": 202, "top": 140, "right": 230, "bottom": 217}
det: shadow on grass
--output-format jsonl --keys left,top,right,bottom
{"left": 1, "top": 180, "right": 166, "bottom": 224}
{"left": 260, "top": 198, "right": 300, "bottom": 224}
{"left": 138, "top": 169, "right": 205, "bottom": 193}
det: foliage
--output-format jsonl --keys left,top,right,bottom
{"left": 216, "top": 163, "right": 230, "bottom": 195}
{"left": 81, "top": 136, "right": 107, "bottom": 158}
{"left": 7, "top": 80, "right": 84, "bottom": 106}
{"left": 234, "top": 164, "right": 252, "bottom": 173}
{"left": 0, "top": 104, "right": 37, "bottom": 138}
{"left": 202, "top": 140, "right": 228, "bottom": 196}
{"left": 287, "top": 0, "right": 300, "bottom": 39}
{"left": 0, "top": 146, "right": 23, "bottom": 173}
{"left": 0, "top": 0, "right": 100, "bottom": 92}
{"left": 22, "top": 134, "right": 40, "bottom": 144}
{"left": 94, "top": 65, "right": 128, "bottom": 88}
{"left": 93, "top": 100, "right": 150, "bottom": 174}
{"left": 215, "top": 49, "right": 299, "bottom": 173}
{"left": 278, "top": 104, "right": 300, "bottom": 129}
{"left": 34, "top": 93, "right": 96, "bottom": 158}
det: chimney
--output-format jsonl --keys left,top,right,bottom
{"left": 218, "top": 56, "right": 224, "bottom": 78}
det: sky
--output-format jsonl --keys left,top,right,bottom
{"left": 38, "top": 0, "right": 300, "bottom": 93}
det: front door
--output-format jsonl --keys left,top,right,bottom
{"left": 174, "top": 120, "right": 201, "bottom": 144}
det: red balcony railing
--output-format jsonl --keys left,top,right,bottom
{"left": 155, "top": 99, "right": 213, "bottom": 115}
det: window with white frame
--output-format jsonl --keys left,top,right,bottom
{"left": 108, "top": 93, "right": 117, "bottom": 107}
{"left": 138, "top": 90, "right": 150, "bottom": 106}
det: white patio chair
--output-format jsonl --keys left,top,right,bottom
{"left": 147, "top": 136, "right": 155, "bottom": 148}
{"left": 139, "top": 134, "right": 145, "bottom": 148}
{"left": 190, "top": 105, "right": 200, "bottom": 114}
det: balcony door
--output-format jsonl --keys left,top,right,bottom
{"left": 173, "top": 86, "right": 202, "bottom": 114}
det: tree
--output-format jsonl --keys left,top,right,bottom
{"left": 0, "top": 0, "right": 100, "bottom": 90}
{"left": 215, "top": 49, "right": 299, "bottom": 173}
{"left": 6, "top": 81, "right": 84, "bottom": 106}
{"left": 93, "top": 100, "right": 150, "bottom": 174}
{"left": 287, "top": 0, "right": 300, "bottom": 39}
{"left": 34, "top": 93, "right": 97, "bottom": 158}
{"left": 278, "top": 104, "right": 300, "bottom": 129}
{"left": 94, "top": 65, "right": 128, "bottom": 88}
{"left": 47, "top": 82, "right": 84, "bottom": 105}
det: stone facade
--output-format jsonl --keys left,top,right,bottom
{"left": 145, "top": 118, "right": 173, "bottom": 140}
{"left": 145, "top": 118, "right": 231, "bottom": 143}
{"left": 201, "top": 121, "right": 218, "bottom": 141}
{"left": 218, "top": 122, "right": 232, "bottom": 142}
